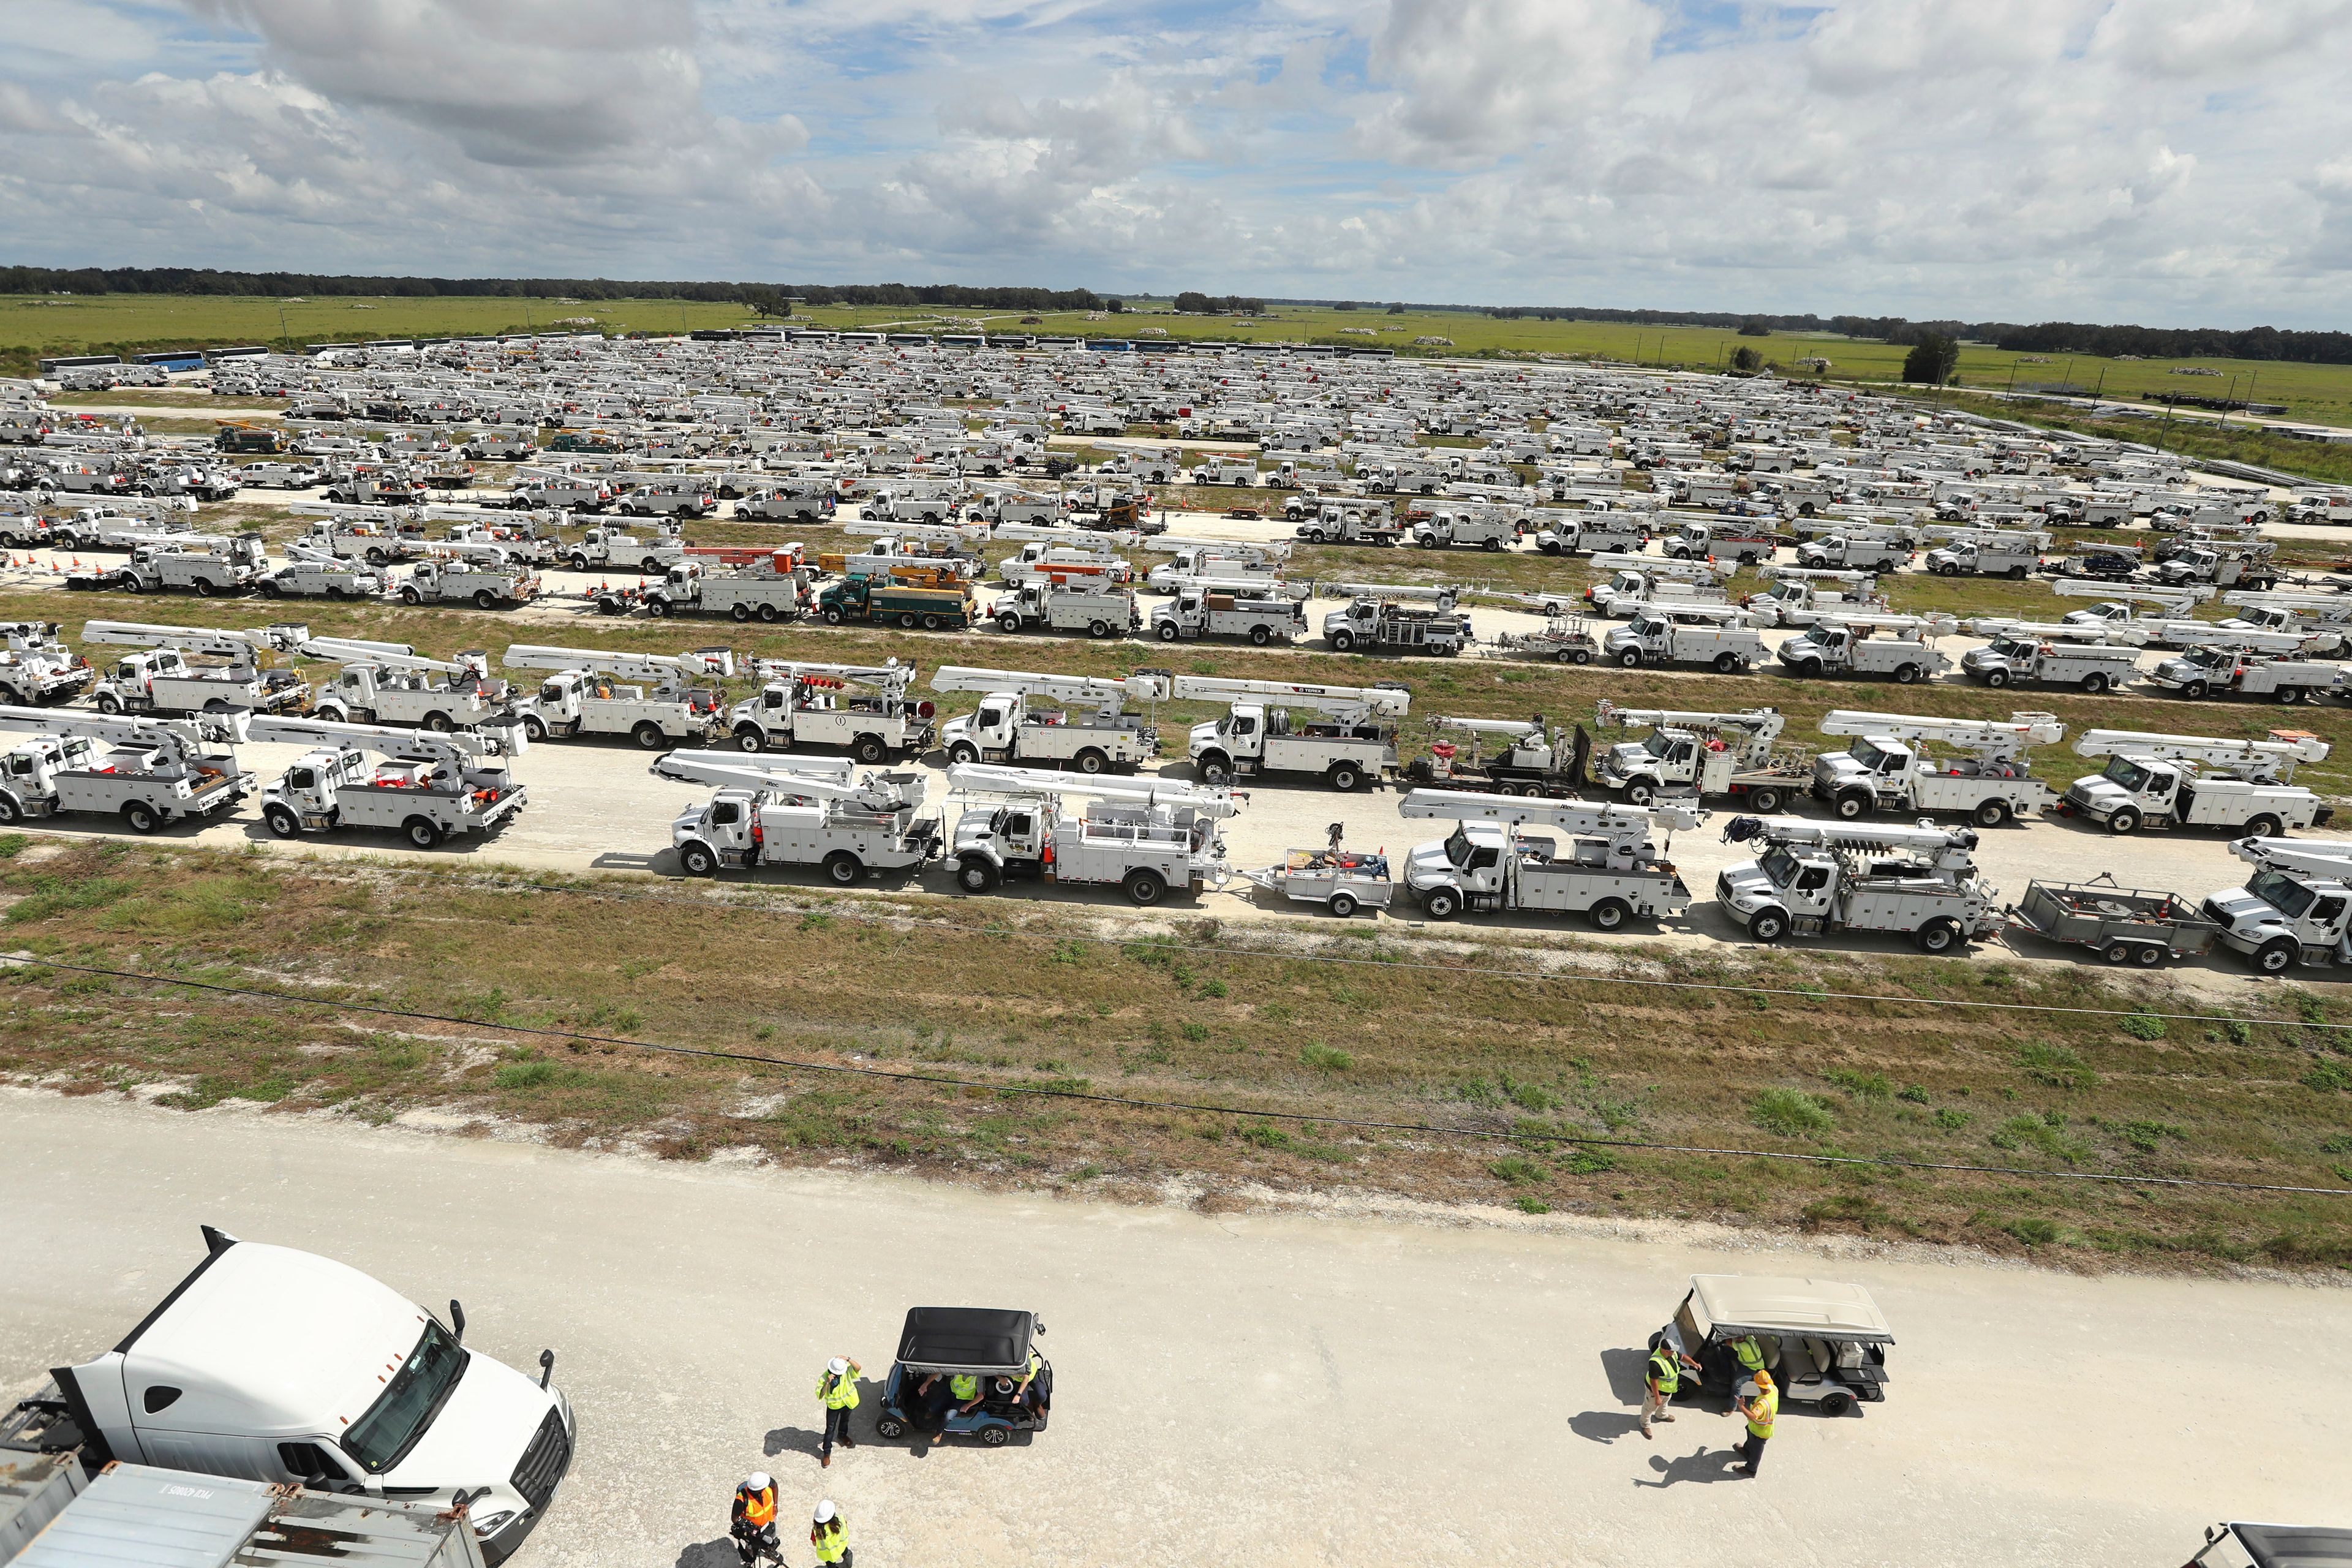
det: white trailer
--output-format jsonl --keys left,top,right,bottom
{"left": 2204, "top": 836, "right": 2352, "bottom": 973}
{"left": 726, "top": 658, "right": 933, "bottom": 760}
{"left": 1174, "top": 673, "right": 1411, "bottom": 791}
{"left": 0, "top": 706, "right": 252, "bottom": 832}
{"left": 946, "top": 763, "right": 1238, "bottom": 904}
{"left": 1958, "top": 625, "right": 2144, "bottom": 693}
{"left": 247, "top": 714, "right": 526, "bottom": 846}
{"left": 1809, "top": 709, "right": 2067, "bottom": 826}
{"left": 296, "top": 636, "right": 522, "bottom": 730}
{"left": 1396, "top": 790, "right": 1702, "bottom": 928}
{"left": 655, "top": 751, "right": 943, "bottom": 883}
{"left": 1604, "top": 603, "right": 1766, "bottom": 673}
{"left": 2059, "top": 728, "right": 2334, "bottom": 837}
{"left": 988, "top": 578, "right": 1142, "bottom": 637}
{"left": 502, "top": 643, "right": 733, "bottom": 748}
{"left": 932, "top": 665, "right": 1166, "bottom": 774}
{"left": 1714, "top": 816, "right": 1999, "bottom": 952}
{"left": 83, "top": 619, "right": 311, "bottom": 715}
{"left": 1773, "top": 613, "right": 1955, "bottom": 682}
{"left": 1239, "top": 824, "right": 1395, "bottom": 916}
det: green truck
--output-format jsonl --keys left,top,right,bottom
{"left": 817, "top": 577, "right": 976, "bottom": 630}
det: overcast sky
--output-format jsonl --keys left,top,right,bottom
{"left": 6, "top": 0, "right": 2351, "bottom": 328}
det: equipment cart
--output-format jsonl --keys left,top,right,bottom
{"left": 2004, "top": 875, "right": 2221, "bottom": 967}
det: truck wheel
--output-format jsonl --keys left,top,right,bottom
{"left": 633, "top": 722, "right": 666, "bottom": 750}
{"left": 1331, "top": 630, "right": 1357, "bottom": 653}
{"left": 824, "top": 851, "right": 863, "bottom": 885}
{"left": 95, "top": 690, "right": 123, "bottom": 715}
{"left": 1982, "top": 668, "right": 2010, "bottom": 688}
{"left": 1894, "top": 663, "right": 1922, "bottom": 685}
{"left": 645, "top": 598, "right": 670, "bottom": 618}
{"left": 122, "top": 801, "right": 160, "bottom": 834}
{"left": 2245, "top": 813, "right": 2285, "bottom": 839}
{"left": 947, "top": 741, "right": 980, "bottom": 766}
{"left": 1973, "top": 798, "right": 2011, "bottom": 827}
{"left": 729, "top": 603, "right": 754, "bottom": 622}
{"left": 2079, "top": 672, "right": 2108, "bottom": 694}
{"left": 1745, "top": 786, "right": 1785, "bottom": 813}
{"left": 2103, "top": 940, "right": 2135, "bottom": 965}
{"left": 2254, "top": 938, "right": 2298, "bottom": 974}
{"left": 823, "top": 606, "right": 845, "bottom": 625}
{"left": 1746, "top": 908, "right": 1788, "bottom": 943}
{"left": 1199, "top": 755, "right": 1234, "bottom": 786}
{"left": 956, "top": 857, "right": 1000, "bottom": 892}
{"left": 1617, "top": 648, "right": 1645, "bottom": 669}
{"left": 1328, "top": 762, "right": 1363, "bottom": 793}
{"left": 1081, "top": 619, "right": 1110, "bottom": 639}
{"left": 570, "top": 554, "right": 591, "bottom": 571}
{"left": 1074, "top": 748, "right": 1109, "bottom": 775}
{"left": 2133, "top": 943, "right": 2164, "bottom": 967}
{"left": 1712, "top": 652, "right": 1740, "bottom": 674}
{"left": 1159, "top": 622, "right": 1183, "bottom": 643}
{"left": 846, "top": 734, "right": 883, "bottom": 764}
{"left": 366, "top": 547, "right": 389, "bottom": 566}
{"left": 1835, "top": 790, "right": 1872, "bottom": 820}
{"left": 1935, "top": 564, "right": 1959, "bottom": 578}
{"left": 1122, "top": 867, "right": 1166, "bottom": 906}
{"left": 1915, "top": 918, "right": 1960, "bottom": 954}
{"left": 2106, "top": 808, "right": 2140, "bottom": 835}
{"left": 0, "top": 796, "right": 17, "bottom": 825}
{"left": 897, "top": 612, "right": 919, "bottom": 629}
{"left": 922, "top": 613, "right": 944, "bottom": 631}
{"left": 523, "top": 714, "right": 548, "bottom": 742}
{"left": 404, "top": 816, "right": 441, "bottom": 848}
{"left": 118, "top": 575, "right": 143, "bottom": 594}
{"left": 1619, "top": 780, "right": 1655, "bottom": 807}
{"left": 401, "top": 587, "right": 423, "bottom": 605}
{"left": 258, "top": 579, "right": 281, "bottom": 598}
{"left": 474, "top": 590, "right": 498, "bottom": 609}
{"left": 2008, "top": 565, "right": 2029, "bottom": 580}
{"left": 2275, "top": 686, "right": 2305, "bottom": 705}
{"left": 726, "top": 725, "right": 765, "bottom": 753}
{"left": 1588, "top": 897, "right": 1630, "bottom": 932}
{"left": 760, "top": 603, "right": 785, "bottom": 624}
{"left": 1328, "top": 891, "right": 1359, "bottom": 918}
{"left": 1421, "top": 887, "right": 1460, "bottom": 921}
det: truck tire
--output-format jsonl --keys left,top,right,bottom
{"left": 1935, "top": 564, "right": 1960, "bottom": 578}
{"left": 726, "top": 725, "right": 766, "bottom": 753}
{"left": 822, "top": 606, "right": 845, "bottom": 625}
{"left": 730, "top": 603, "right": 754, "bottom": 622}
{"left": 1981, "top": 668, "right": 2010, "bottom": 688}
{"left": 1074, "top": 748, "right": 1109, "bottom": 775}
{"left": 1893, "top": 663, "right": 1923, "bottom": 685}
{"left": 1711, "top": 652, "right": 1740, "bottom": 674}
{"left": 1000, "top": 614, "right": 1025, "bottom": 634}
{"left": 852, "top": 734, "right": 886, "bottom": 764}
{"left": 1915, "top": 918, "right": 1960, "bottom": 954}
{"left": 1087, "top": 619, "right": 1112, "bottom": 639}
{"left": 0, "top": 795, "right": 20, "bottom": 825}
{"left": 1746, "top": 908, "right": 1788, "bottom": 943}
{"left": 1973, "top": 798, "right": 2011, "bottom": 827}
{"left": 1328, "top": 891, "right": 1359, "bottom": 918}
{"left": 2275, "top": 685, "right": 2306, "bottom": 705}
{"left": 1331, "top": 629, "right": 1357, "bottom": 653}
{"left": 122, "top": 800, "right": 160, "bottom": 834}
{"left": 474, "top": 590, "right": 498, "bottom": 609}
{"left": 1328, "top": 761, "right": 1363, "bottom": 793}
{"left": 2253, "top": 937, "right": 2298, "bottom": 974}
{"left": 404, "top": 816, "right": 441, "bottom": 848}
{"left": 1482, "top": 537, "right": 1505, "bottom": 552}
{"left": 1420, "top": 886, "right": 1460, "bottom": 921}
{"left": 258, "top": 579, "right": 281, "bottom": 598}
{"left": 95, "top": 691, "right": 123, "bottom": 715}
{"left": 1834, "top": 790, "right": 1872, "bottom": 820}
{"left": 645, "top": 598, "right": 670, "bottom": 618}
{"left": 570, "top": 553, "right": 592, "bottom": 571}
{"left": 824, "top": 851, "right": 863, "bottom": 885}
{"left": 1793, "top": 658, "right": 1824, "bottom": 678}
{"left": 922, "top": 613, "right": 944, "bottom": 631}
{"left": 947, "top": 741, "right": 980, "bottom": 766}
{"left": 118, "top": 574, "right": 143, "bottom": 594}
{"left": 1618, "top": 780, "right": 1655, "bottom": 807}
{"left": 1618, "top": 648, "right": 1644, "bottom": 668}
{"left": 2106, "top": 808, "right": 2140, "bottom": 835}
{"left": 1588, "top": 897, "right": 1631, "bottom": 932}
{"left": 633, "top": 722, "right": 666, "bottom": 750}
{"left": 1744, "top": 785, "right": 1785, "bottom": 813}
{"left": 2245, "top": 813, "right": 2284, "bottom": 839}
{"left": 365, "top": 547, "right": 389, "bottom": 566}
{"left": 1158, "top": 621, "right": 1183, "bottom": 642}
{"left": 2079, "top": 671, "right": 2108, "bottom": 694}
{"left": 2008, "top": 565, "right": 2029, "bottom": 580}
{"left": 522, "top": 714, "right": 549, "bottom": 742}
{"left": 401, "top": 586, "right": 423, "bottom": 605}
{"left": 1197, "top": 754, "right": 1234, "bottom": 786}
{"left": 1122, "top": 867, "right": 1166, "bottom": 906}
{"left": 956, "top": 856, "right": 1000, "bottom": 892}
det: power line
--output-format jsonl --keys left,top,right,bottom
{"left": 11, "top": 957, "right": 2346, "bottom": 1200}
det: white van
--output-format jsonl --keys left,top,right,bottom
{"left": 48, "top": 1226, "right": 573, "bottom": 1564}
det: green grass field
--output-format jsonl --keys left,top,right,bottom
{"left": 9, "top": 291, "right": 2352, "bottom": 430}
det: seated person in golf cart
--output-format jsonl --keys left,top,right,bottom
{"left": 1648, "top": 1273, "right": 1893, "bottom": 1417}
{"left": 872, "top": 1306, "right": 1052, "bottom": 1446}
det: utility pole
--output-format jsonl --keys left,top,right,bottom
{"left": 2007, "top": 358, "right": 2018, "bottom": 393}
{"left": 2222, "top": 374, "right": 2237, "bottom": 428}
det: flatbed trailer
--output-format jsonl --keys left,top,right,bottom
{"left": 2003, "top": 875, "right": 2221, "bottom": 967}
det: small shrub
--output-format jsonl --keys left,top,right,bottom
{"left": 2319, "top": 1134, "right": 2352, "bottom": 1155}
{"left": 1559, "top": 1147, "right": 1617, "bottom": 1176}
{"left": 1751, "top": 1088, "right": 1836, "bottom": 1139}
{"left": 1238, "top": 1121, "right": 1292, "bottom": 1149}
{"left": 1199, "top": 979, "right": 1228, "bottom": 998}
{"left": 2117, "top": 1012, "right": 2166, "bottom": 1041}
{"left": 2218, "top": 1019, "right": 2252, "bottom": 1047}
{"left": 2019, "top": 1040, "right": 2098, "bottom": 1091}
{"left": 1512, "top": 1196, "right": 1551, "bottom": 1215}
{"left": 1180, "top": 1021, "right": 1211, "bottom": 1042}
{"left": 1999, "top": 1215, "right": 2061, "bottom": 1247}
{"left": 1506, "top": 1077, "right": 1560, "bottom": 1112}
{"left": 1824, "top": 1067, "right": 1891, "bottom": 1099}
{"left": 2302, "top": 1060, "right": 2352, "bottom": 1093}
{"left": 494, "top": 1060, "right": 563, "bottom": 1090}
{"left": 1897, "top": 1084, "right": 1931, "bottom": 1104}
{"left": 0, "top": 834, "right": 25, "bottom": 859}
{"left": 2117, "top": 1120, "right": 2187, "bottom": 1154}
{"left": 1933, "top": 1107, "right": 1973, "bottom": 1130}
{"left": 1300, "top": 1042, "right": 1353, "bottom": 1071}
{"left": 1488, "top": 1155, "right": 1548, "bottom": 1186}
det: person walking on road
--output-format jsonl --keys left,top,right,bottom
{"left": 815, "top": 1355, "right": 861, "bottom": 1469}
{"left": 1641, "top": 1341, "right": 1700, "bottom": 1439}
{"left": 810, "top": 1499, "right": 852, "bottom": 1567}
{"left": 1732, "top": 1370, "right": 1777, "bottom": 1477}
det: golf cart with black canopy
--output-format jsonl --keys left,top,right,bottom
{"left": 2187, "top": 1523, "right": 2352, "bottom": 1568}
{"left": 1651, "top": 1273, "right": 1893, "bottom": 1415}
{"left": 872, "top": 1306, "right": 1052, "bottom": 1446}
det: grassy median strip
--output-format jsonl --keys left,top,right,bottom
{"left": 2, "top": 835, "right": 2348, "bottom": 1271}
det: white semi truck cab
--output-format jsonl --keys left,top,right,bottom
{"left": 46, "top": 1226, "right": 573, "bottom": 1565}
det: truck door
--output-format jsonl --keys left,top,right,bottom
{"left": 1793, "top": 860, "right": 1833, "bottom": 914}
{"left": 706, "top": 799, "right": 750, "bottom": 858}
{"left": 2300, "top": 892, "right": 2347, "bottom": 948}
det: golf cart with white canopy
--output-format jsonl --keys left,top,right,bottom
{"left": 1651, "top": 1273, "right": 1893, "bottom": 1415}
{"left": 872, "top": 1306, "right": 1051, "bottom": 1447}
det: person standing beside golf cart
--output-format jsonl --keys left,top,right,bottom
{"left": 814, "top": 1355, "right": 861, "bottom": 1469}
{"left": 1731, "top": 1371, "right": 1777, "bottom": 1477}
{"left": 1642, "top": 1341, "right": 1700, "bottom": 1439}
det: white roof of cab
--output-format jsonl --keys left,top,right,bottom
{"left": 1689, "top": 1274, "right": 1893, "bottom": 1341}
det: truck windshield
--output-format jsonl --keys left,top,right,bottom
{"left": 1757, "top": 846, "right": 1800, "bottom": 886}
{"left": 1443, "top": 825, "right": 1475, "bottom": 869}
{"left": 1638, "top": 732, "right": 1676, "bottom": 759}
{"left": 2100, "top": 756, "right": 2157, "bottom": 792}
{"left": 1847, "top": 739, "right": 1900, "bottom": 772}
{"left": 1986, "top": 635, "right": 2027, "bottom": 658}
{"left": 342, "top": 1318, "right": 466, "bottom": 1473}
{"left": 2247, "top": 870, "right": 2318, "bottom": 919}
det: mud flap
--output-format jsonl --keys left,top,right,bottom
{"left": 1569, "top": 725, "right": 1593, "bottom": 789}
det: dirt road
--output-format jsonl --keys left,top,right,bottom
{"left": 1, "top": 1090, "right": 2339, "bottom": 1566}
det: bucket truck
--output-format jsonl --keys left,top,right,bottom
{"left": 1292, "top": 500, "right": 1402, "bottom": 545}
{"left": 625, "top": 556, "right": 812, "bottom": 622}
{"left": 0, "top": 705, "right": 252, "bottom": 831}
{"left": 944, "top": 763, "right": 1238, "bottom": 905}
{"left": 1584, "top": 554, "right": 1731, "bottom": 617}
{"left": 1586, "top": 703, "right": 1809, "bottom": 811}
{"left": 245, "top": 714, "right": 526, "bottom": 846}
{"left": 1714, "top": 816, "right": 1999, "bottom": 952}
{"left": 2144, "top": 632, "right": 2347, "bottom": 703}
{"left": 1792, "top": 527, "right": 1917, "bottom": 571}
{"left": 257, "top": 542, "right": 385, "bottom": 600}
{"left": 2053, "top": 581, "right": 2214, "bottom": 644}
{"left": 1923, "top": 529, "right": 2044, "bottom": 579}
{"left": 2204, "top": 836, "right": 2352, "bottom": 973}
{"left": 1174, "top": 674, "right": 1411, "bottom": 791}
{"left": 70, "top": 533, "right": 268, "bottom": 597}
{"left": 0, "top": 621, "right": 94, "bottom": 704}
{"left": 2059, "top": 729, "right": 2334, "bottom": 837}
{"left": 501, "top": 643, "right": 734, "bottom": 748}
{"left": 1143, "top": 540, "right": 1287, "bottom": 588}
{"left": 1403, "top": 715, "right": 1583, "bottom": 797}
{"left": 1660, "top": 518, "right": 1779, "bottom": 564}
{"left": 932, "top": 666, "right": 1166, "bottom": 774}
{"left": 1408, "top": 505, "right": 1525, "bottom": 551}
{"left": 1532, "top": 510, "right": 1647, "bottom": 556}
{"left": 1958, "top": 623, "right": 2144, "bottom": 693}
{"left": 566, "top": 525, "right": 687, "bottom": 574}
{"left": 1809, "top": 710, "right": 2066, "bottom": 826}
{"left": 1150, "top": 582, "right": 1311, "bottom": 645}
{"left": 725, "top": 658, "right": 934, "bottom": 761}
{"left": 1321, "top": 582, "right": 1471, "bottom": 654}
{"left": 989, "top": 573, "right": 1143, "bottom": 637}
{"left": 290, "top": 508, "right": 418, "bottom": 565}
{"left": 1774, "top": 613, "right": 1956, "bottom": 682}
{"left": 396, "top": 550, "right": 540, "bottom": 609}
{"left": 655, "top": 751, "right": 943, "bottom": 883}
{"left": 1396, "top": 790, "right": 1703, "bottom": 927}
{"left": 1741, "top": 568, "right": 1886, "bottom": 628}
{"left": 996, "top": 533, "right": 1134, "bottom": 588}
{"left": 1604, "top": 603, "right": 1766, "bottom": 673}
{"left": 83, "top": 620, "right": 311, "bottom": 716}
{"left": 296, "top": 637, "right": 523, "bottom": 731}
{"left": 2219, "top": 592, "right": 2352, "bottom": 654}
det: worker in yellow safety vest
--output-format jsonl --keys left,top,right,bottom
{"left": 810, "top": 1499, "right": 852, "bottom": 1567}
{"left": 1641, "top": 1341, "right": 1701, "bottom": 1439}
{"left": 815, "top": 1355, "right": 861, "bottom": 1469}
{"left": 729, "top": 1473, "right": 782, "bottom": 1566}
{"left": 1733, "top": 1371, "right": 1777, "bottom": 1478}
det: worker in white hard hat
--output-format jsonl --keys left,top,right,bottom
{"left": 729, "top": 1473, "right": 781, "bottom": 1566}
{"left": 814, "top": 1354, "right": 862, "bottom": 1469}
{"left": 810, "top": 1498, "right": 852, "bottom": 1566}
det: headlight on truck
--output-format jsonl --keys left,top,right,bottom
{"left": 472, "top": 1509, "right": 519, "bottom": 1537}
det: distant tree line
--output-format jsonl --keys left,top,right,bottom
{"left": 1172, "top": 291, "right": 1266, "bottom": 315}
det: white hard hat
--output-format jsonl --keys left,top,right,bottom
{"left": 827, "top": 1356, "right": 848, "bottom": 1376}
{"left": 744, "top": 1472, "right": 772, "bottom": 1493}
{"left": 813, "top": 1500, "right": 837, "bottom": 1524}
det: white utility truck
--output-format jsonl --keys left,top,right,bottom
{"left": 2203, "top": 836, "right": 2352, "bottom": 974}
{"left": 989, "top": 578, "right": 1143, "bottom": 637}
{"left": 1398, "top": 790, "right": 1703, "bottom": 929}
{"left": 1923, "top": 529, "right": 2045, "bottom": 579}
{"left": 726, "top": 658, "right": 934, "bottom": 760}
{"left": 1588, "top": 704, "right": 1809, "bottom": 812}
{"left": 1321, "top": 582, "right": 1472, "bottom": 654}
{"left": 1808, "top": 710, "right": 2066, "bottom": 826}
{"left": 1774, "top": 613, "right": 1955, "bottom": 682}
{"left": 0, "top": 620, "right": 94, "bottom": 704}
{"left": 1714, "top": 815, "right": 1999, "bottom": 952}
{"left": 83, "top": 620, "right": 311, "bottom": 715}
{"left": 1959, "top": 623, "right": 2144, "bottom": 693}
{"left": 1174, "top": 674, "right": 1411, "bottom": 791}
{"left": 2059, "top": 729, "right": 2334, "bottom": 837}
{"left": 247, "top": 714, "right": 527, "bottom": 846}
{"left": 502, "top": 643, "right": 733, "bottom": 748}
{"left": 0, "top": 706, "right": 252, "bottom": 832}
{"left": 2145, "top": 639, "right": 2346, "bottom": 703}
{"left": 257, "top": 543, "right": 385, "bottom": 600}
{"left": 932, "top": 666, "right": 1165, "bottom": 774}
{"left": 1584, "top": 553, "right": 1732, "bottom": 617}
{"left": 655, "top": 751, "right": 943, "bottom": 883}
{"left": 299, "top": 637, "right": 524, "bottom": 730}
{"left": 636, "top": 555, "right": 813, "bottom": 622}
{"left": 1740, "top": 567, "right": 1885, "bottom": 628}
{"left": 398, "top": 554, "right": 540, "bottom": 609}
{"left": 1604, "top": 603, "right": 1766, "bottom": 673}
{"left": 1150, "top": 584, "right": 1310, "bottom": 645}
{"left": 946, "top": 763, "right": 1238, "bottom": 905}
